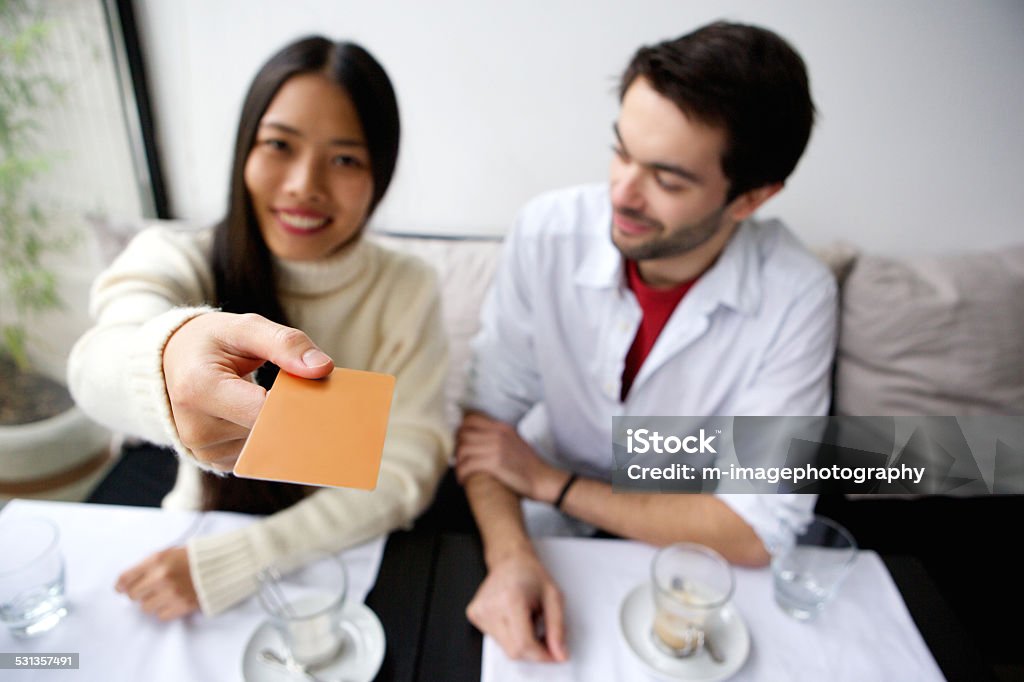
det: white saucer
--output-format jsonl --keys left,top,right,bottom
{"left": 242, "top": 600, "right": 385, "bottom": 682}
{"left": 619, "top": 583, "right": 750, "bottom": 682}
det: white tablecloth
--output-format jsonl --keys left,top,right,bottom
{"left": 482, "top": 537, "right": 945, "bottom": 681}
{"left": 0, "top": 500, "right": 386, "bottom": 681}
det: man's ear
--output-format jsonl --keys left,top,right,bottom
{"left": 727, "top": 182, "right": 784, "bottom": 223}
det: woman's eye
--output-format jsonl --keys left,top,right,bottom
{"left": 332, "top": 155, "right": 365, "bottom": 168}
{"left": 260, "top": 139, "right": 289, "bottom": 152}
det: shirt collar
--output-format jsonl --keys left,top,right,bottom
{"left": 574, "top": 198, "right": 625, "bottom": 290}
{"left": 694, "top": 221, "right": 762, "bottom": 316}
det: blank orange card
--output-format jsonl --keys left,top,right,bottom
{"left": 233, "top": 368, "right": 395, "bottom": 490}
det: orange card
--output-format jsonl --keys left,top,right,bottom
{"left": 233, "top": 368, "right": 395, "bottom": 490}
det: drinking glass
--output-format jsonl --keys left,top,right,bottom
{"left": 0, "top": 517, "right": 68, "bottom": 638}
{"left": 257, "top": 551, "right": 349, "bottom": 667}
{"left": 650, "top": 543, "right": 734, "bottom": 657}
{"left": 772, "top": 514, "right": 857, "bottom": 621}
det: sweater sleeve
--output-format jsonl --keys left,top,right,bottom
{"left": 67, "top": 227, "right": 217, "bottom": 463}
{"left": 188, "top": 256, "right": 452, "bottom": 615}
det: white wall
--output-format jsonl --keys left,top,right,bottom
{"left": 133, "top": 0, "right": 1024, "bottom": 254}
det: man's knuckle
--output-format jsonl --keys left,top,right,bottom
{"left": 508, "top": 635, "right": 538, "bottom": 661}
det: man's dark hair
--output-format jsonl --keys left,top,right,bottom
{"left": 620, "top": 21, "right": 815, "bottom": 202}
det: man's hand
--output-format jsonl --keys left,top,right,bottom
{"left": 466, "top": 548, "right": 569, "bottom": 663}
{"left": 115, "top": 547, "right": 199, "bottom": 621}
{"left": 455, "top": 413, "right": 567, "bottom": 503}
{"left": 162, "top": 312, "right": 334, "bottom": 470}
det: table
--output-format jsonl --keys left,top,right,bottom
{"left": 1, "top": 499, "right": 997, "bottom": 681}
{"left": 0, "top": 500, "right": 385, "bottom": 681}
{"left": 369, "top": 530, "right": 998, "bottom": 682}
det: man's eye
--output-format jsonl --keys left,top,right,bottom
{"left": 611, "top": 145, "right": 628, "bottom": 160}
{"left": 655, "top": 173, "right": 684, "bottom": 193}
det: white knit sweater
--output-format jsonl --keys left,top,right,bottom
{"left": 68, "top": 226, "right": 451, "bottom": 615}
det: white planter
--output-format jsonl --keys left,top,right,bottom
{"left": 0, "top": 405, "right": 115, "bottom": 504}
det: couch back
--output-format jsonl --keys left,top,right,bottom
{"left": 369, "top": 233, "right": 502, "bottom": 427}
{"left": 835, "top": 246, "right": 1024, "bottom": 415}
{"left": 371, "top": 232, "right": 1024, "bottom": 419}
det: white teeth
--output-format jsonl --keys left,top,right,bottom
{"left": 279, "top": 212, "right": 329, "bottom": 230}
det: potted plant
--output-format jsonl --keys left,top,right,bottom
{"left": 1, "top": 0, "right": 111, "bottom": 503}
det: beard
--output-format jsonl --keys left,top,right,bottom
{"left": 611, "top": 204, "right": 728, "bottom": 261}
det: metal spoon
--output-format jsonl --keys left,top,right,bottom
{"left": 258, "top": 648, "right": 329, "bottom": 682}
{"left": 668, "top": 576, "right": 725, "bottom": 664}
{"left": 703, "top": 631, "right": 725, "bottom": 664}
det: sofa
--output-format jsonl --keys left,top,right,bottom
{"left": 369, "top": 232, "right": 1024, "bottom": 416}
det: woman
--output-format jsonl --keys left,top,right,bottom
{"left": 68, "top": 36, "right": 450, "bottom": 619}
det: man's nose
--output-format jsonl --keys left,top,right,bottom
{"left": 610, "top": 162, "right": 645, "bottom": 212}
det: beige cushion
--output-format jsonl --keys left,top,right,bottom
{"left": 835, "top": 246, "right": 1024, "bottom": 415}
{"left": 811, "top": 241, "right": 860, "bottom": 287}
{"left": 369, "top": 233, "right": 503, "bottom": 427}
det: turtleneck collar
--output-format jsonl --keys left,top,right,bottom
{"left": 271, "top": 237, "right": 373, "bottom": 297}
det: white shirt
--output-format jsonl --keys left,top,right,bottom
{"left": 465, "top": 183, "right": 838, "bottom": 550}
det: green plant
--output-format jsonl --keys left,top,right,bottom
{"left": 0, "top": 0, "right": 67, "bottom": 370}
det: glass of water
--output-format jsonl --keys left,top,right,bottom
{"left": 772, "top": 515, "right": 857, "bottom": 621}
{"left": 0, "top": 517, "right": 68, "bottom": 637}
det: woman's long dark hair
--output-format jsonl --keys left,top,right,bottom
{"left": 201, "top": 36, "right": 400, "bottom": 514}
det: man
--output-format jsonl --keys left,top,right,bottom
{"left": 455, "top": 21, "right": 836, "bottom": 662}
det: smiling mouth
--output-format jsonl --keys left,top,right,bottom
{"left": 275, "top": 211, "right": 332, "bottom": 233}
{"left": 614, "top": 211, "right": 659, "bottom": 236}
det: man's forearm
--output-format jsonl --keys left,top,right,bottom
{"left": 559, "top": 476, "right": 770, "bottom": 566}
{"left": 464, "top": 473, "right": 537, "bottom": 567}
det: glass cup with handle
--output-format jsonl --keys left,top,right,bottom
{"left": 257, "top": 550, "right": 350, "bottom": 668}
{"left": 650, "top": 542, "right": 735, "bottom": 658}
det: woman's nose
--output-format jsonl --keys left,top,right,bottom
{"left": 284, "top": 155, "right": 326, "bottom": 201}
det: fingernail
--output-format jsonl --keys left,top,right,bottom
{"left": 302, "top": 348, "right": 331, "bottom": 367}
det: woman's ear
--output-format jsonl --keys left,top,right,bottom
{"left": 727, "top": 182, "right": 784, "bottom": 222}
